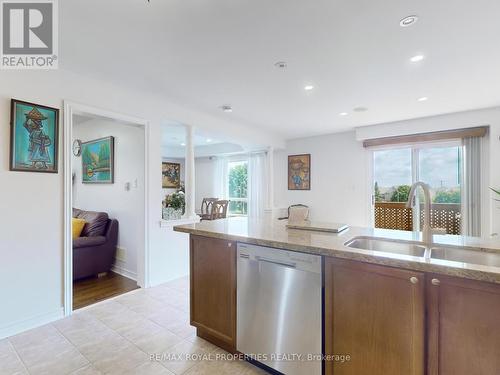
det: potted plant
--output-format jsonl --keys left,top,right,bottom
{"left": 163, "top": 191, "right": 185, "bottom": 220}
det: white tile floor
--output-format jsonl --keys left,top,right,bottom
{"left": 1, "top": 277, "right": 267, "bottom": 375}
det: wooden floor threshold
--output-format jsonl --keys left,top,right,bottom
{"left": 73, "top": 271, "right": 139, "bottom": 310}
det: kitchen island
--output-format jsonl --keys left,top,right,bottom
{"left": 174, "top": 217, "right": 500, "bottom": 375}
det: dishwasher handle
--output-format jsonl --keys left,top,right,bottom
{"left": 256, "top": 256, "right": 297, "bottom": 269}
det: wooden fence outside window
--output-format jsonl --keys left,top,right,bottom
{"left": 374, "top": 202, "right": 461, "bottom": 235}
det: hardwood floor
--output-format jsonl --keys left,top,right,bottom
{"left": 73, "top": 271, "right": 139, "bottom": 310}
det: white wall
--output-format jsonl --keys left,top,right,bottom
{"left": 73, "top": 118, "right": 144, "bottom": 280}
{"left": 275, "top": 107, "right": 500, "bottom": 237}
{"left": 274, "top": 131, "right": 371, "bottom": 227}
{"left": 195, "top": 157, "right": 217, "bottom": 210}
{"left": 0, "top": 69, "right": 283, "bottom": 339}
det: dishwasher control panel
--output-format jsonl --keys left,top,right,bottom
{"left": 237, "top": 242, "right": 321, "bottom": 274}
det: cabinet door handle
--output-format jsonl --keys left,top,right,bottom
{"left": 431, "top": 278, "right": 441, "bottom": 286}
{"left": 410, "top": 276, "right": 419, "bottom": 284}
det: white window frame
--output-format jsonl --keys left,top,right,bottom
{"left": 369, "top": 139, "right": 463, "bottom": 230}
{"left": 227, "top": 158, "right": 249, "bottom": 217}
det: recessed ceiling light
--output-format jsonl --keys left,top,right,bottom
{"left": 410, "top": 55, "right": 425, "bottom": 63}
{"left": 304, "top": 85, "right": 315, "bottom": 91}
{"left": 220, "top": 105, "right": 232, "bottom": 112}
{"left": 400, "top": 15, "right": 419, "bottom": 27}
{"left": 274, "top": 61, "right": 287, "bottom": 69}
{"left": 339, "top": 112, "right": 349, "bottom": 116}
{"left": 353, "top": 107, "right": 368, "bottom": 112}
{"left": 206, "top": 138, "right": 212, "bottom": 143}
{"left": 180, "top": 143, "right": 186, "bottom": 146}
{"left": 417, "top": 96, "right": 428, "bottom": 102}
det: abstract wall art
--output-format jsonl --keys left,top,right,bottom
{"left": 288, "top": 154, "right": 311, "bottom": 190}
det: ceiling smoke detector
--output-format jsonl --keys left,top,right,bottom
{"left": 274, "top": 61, "right": 287, "bottom": 69}
{"left": 220, "top": 105, "right": 233, "bottom": 113}
{"left": 400, "top": 15, "right": 419, "bottom": 27}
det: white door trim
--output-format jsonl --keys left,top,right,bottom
{"left": 63, "top": 101, "right": 150, "bottom": 317}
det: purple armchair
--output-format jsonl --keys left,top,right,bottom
{"left": 73, "top": 208, "right": 119, "bottom": 281}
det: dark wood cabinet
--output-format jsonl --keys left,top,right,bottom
{"left": 188, "top": 233, "right": 500, "bottom": 374}
{"left": 190, "top": 235, "right": 236, "bottom": 352}
{"left": 427, "top": 274, "right": 500, "bottom": 375}
{"left": 325, "top": 258, "right": 425, "bottom": 375}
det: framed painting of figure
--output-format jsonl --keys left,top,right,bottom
{"left": 288, "top": 154, "right": 311, "bottom": 190}
{"left": 162, "top": 162, "right": 181, "bottom": 188}
{"left": 10, "top": 99, "right": 59, "bottom": 173}
{"left": 81, "top": 137, "right": 115, "bottom": 183}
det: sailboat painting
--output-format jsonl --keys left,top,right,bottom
{"left": 81, "top": 136, "right": 115, "bottom": 183}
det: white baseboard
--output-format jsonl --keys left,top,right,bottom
{"left": 0, "top": 307, "right": 64, "bottom": 340}
{"left": 111, "top": 263, "right": 138, "bottom": 281}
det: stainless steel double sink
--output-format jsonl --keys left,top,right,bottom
{"left": 345, "top": 236, "right": 500, "bottom": 268}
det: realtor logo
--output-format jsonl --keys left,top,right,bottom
{"left": 1, "top": 0, "right": 58, "bottom": 69}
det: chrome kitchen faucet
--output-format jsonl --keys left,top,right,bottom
{"left": 406, "top": 181, "right": 433, "bottom": 259}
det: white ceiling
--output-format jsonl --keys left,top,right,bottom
{"left": 61, "top": 0, "right": 500, "bottom": 139}
{"left": 160, "top": 123, "right": 223, "bottom": 147}
{"left": 161, "top": 123, "right": 247, "bottom": 158}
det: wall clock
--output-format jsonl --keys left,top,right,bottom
{"left": 72, "top": 139, "right": 82, "bottom": 156}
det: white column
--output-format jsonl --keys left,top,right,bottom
{"left": 183, "top": 125, "right": 197, "bottom": 219}
{"left": 266, "top": 146, "right": 275, "bottom": 210}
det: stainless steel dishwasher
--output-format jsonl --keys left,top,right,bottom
{"left": 237, "top": 243, "right": 322, "bottom": 375}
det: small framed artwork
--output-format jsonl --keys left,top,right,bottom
{"left": 81, "top": 136, "right": 115, "bottom": 183}
{"left": 162, "top": 162, "right": 181, "bottom": 188}
{"left": 288, "top": 154, "right": 311, "bottom": 190}
{"left": 10, "top": 99, "right": 59, "bottom": 173}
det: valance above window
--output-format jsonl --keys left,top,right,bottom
{"left": 362, "top": 126, "right": 488, "bottom": 148}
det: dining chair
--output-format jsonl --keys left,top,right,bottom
{"left": 278, "top": 204, "right": 310, "bottom": 221}
{"left": 211, "top": 200, "right": 230, "bottom": 220}
{"left": 200, "top": 198, "right": 218, "bottom": 221}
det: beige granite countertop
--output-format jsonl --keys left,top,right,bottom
{"left": 174, "top": 217, "right": 500, "bottom": 284}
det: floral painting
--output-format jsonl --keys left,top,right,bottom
{"left": 162, "top": 162, "right": 181, "bottom": 188}
{"left": 81, "top": 137, "right": 115, "bottom": 183}
{"left": 10, "top": 99, "right": 59, "bottom": 173}
{"left": 288, "top": 154, "right": 311, "bottom": 190}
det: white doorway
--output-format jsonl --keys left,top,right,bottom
{"left": 63, "top": 101, "right": 150, "bottom": 316}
